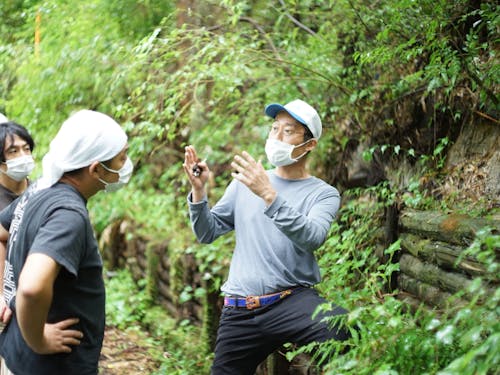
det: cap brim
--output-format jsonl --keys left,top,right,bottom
{"left": 265, "top": 103, "right": 286, "bottom": 118}
{"left": 264, "top": 103, "right": 307, "bottom": 125}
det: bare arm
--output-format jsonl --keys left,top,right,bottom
{"left": 17, "top": 253, "right": 83, "bottom": 354}
{"left": 0, "top": 224, "right": 12, "bottom": 324}
{"left": 0, "top": 223, "right": 8, "bottom": 286}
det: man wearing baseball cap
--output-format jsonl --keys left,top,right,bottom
{"left": 184, "top": 99, "right": 351, "bottom": 374}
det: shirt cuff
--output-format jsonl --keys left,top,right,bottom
{"left": 264, "top": 194, "right": 284, "bottom": 218}
{"left": 187, "top": 192, "right": 208, "bottom": 205}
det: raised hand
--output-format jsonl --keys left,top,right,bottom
{"left": 183, "top": 145, "right": 209, "bottom": 202}
{"left": 183, "top": 145, "right": 209, "bottom": 186}
{"left": 231, "top": 151, "right": 276, "bottom": 206}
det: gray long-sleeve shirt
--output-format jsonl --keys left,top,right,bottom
{"left": 188, "top": 170, "right": 340, "bottom": 297}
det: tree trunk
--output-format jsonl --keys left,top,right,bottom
{"left": 398, "top": 274, "right": 467, "bottom": 309}
{"left": 265, "top": 352, "right": 290, "bottom": 375}
{"left": 399, "top": 254, "right": 472, "bottom": 296}
{"left": 399, "top": 210, "right": 500, "bottom": 246}
{"left": 400, "top": 233, "right": 490, "bottom": 277}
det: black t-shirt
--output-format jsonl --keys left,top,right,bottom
{"left": 0, "top": 183, "right": 23, "bottom": 211}
{"left": 0, "top": 182, "right": 105, "bottom": 375}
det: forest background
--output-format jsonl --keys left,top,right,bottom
{"left": 0, "top": 0, "right": 498, "bottom": 374}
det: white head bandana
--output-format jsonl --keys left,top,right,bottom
{"left": 41, "top": 110, "right": 128, "bottom": 187}
{"left": 0, "top": 113, "right": 8, "bottom": 123}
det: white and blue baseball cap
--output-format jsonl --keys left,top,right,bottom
{"left": 265, "top": 99, "right": 322, "bottom": 139}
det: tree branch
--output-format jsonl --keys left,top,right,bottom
{"left": 277, "top": 0, "right": 317, "bottom": 37}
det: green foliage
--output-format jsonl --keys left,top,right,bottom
{"left": 144, "top": 308, "right": 212, "bottom": 375}
{"left": 287, "top": 185, "right": 500, "bottom": 374}
{"left": 435, "top": 283, "right": 499, "bottom": 375}
{"left": 0, "top": 0, "right": 497, "bottom": 374}
{"left": 460, "top": 227, "right": 499, "bottom": 280}
{"left": 0, "top": 0, "right": 41, "bottom": 43}
{"left": 352, "top": 0, "right": 498, "bottom": 106}
{"left": 102, "top": 0, "right": 173, "bottom": 41}
{"left": 1, "top": 0, "right": 136, "bottom": 167}
{"left": 105, "top": 269, "right": 152, "bottom": 329}
{"left": 105, "top": 268, "right": 212, "bottom": 374}
{"left": 186, "top": 237, "right": 233, "bottom": 294}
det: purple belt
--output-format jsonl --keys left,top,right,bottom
{"left": 224, "top": 289, "right": 294, "bottom": 310}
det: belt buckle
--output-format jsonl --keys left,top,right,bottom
{"left": 280, "top": 289, "right": 292, "bottom": 299}
{"left": 245, "top": 295, "right": 260, "bottom": 310}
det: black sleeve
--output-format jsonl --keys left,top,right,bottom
{"left": 0, "top": 197, "right": 20, "bottom": 231}
{"left": 29, "top": 207, "right": 86, "bottom": 277}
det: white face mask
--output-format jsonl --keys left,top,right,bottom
{"left": 1, "top": 155, "right": 35, "bottom": 182}
{"left": 98, "top": 157, "right": 133, "bottom": 193}
{"left": 265, "top": 138, "right": 310, "bottom": 167}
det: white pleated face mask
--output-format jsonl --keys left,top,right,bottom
{"left": 98, "top": 157, "right": 133, "bottom": 193}
{"left": 2, "top": 155, "right": 35, "bottom": 181}
{"left": 265, "top": 138, "right": 310, "bottom": 167}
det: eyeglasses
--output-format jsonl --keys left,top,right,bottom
{"left": 269, "top": 121, "right": 305, "bottom": 137}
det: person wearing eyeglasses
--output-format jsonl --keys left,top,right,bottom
{"left": 184, "top": 99, "right": 351, "bottom": 375}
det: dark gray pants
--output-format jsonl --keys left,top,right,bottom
{"left": 211, "top": 287, "right": 351, "bottom": 375}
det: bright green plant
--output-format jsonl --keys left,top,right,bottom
{"left": 105, "top": 269, "right": 152, "bottom": 329}
{"left": 1, "top": 1, "right": 497, "bottom": 374}
{"left": 285, "top": 184, "right": 499, "bottom": 374}
{"left": 105, "top": 268, "right": 213, "bottom": 374}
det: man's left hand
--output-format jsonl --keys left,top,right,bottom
{"left": 231, "top": 151, "right": 276, "bottom": 206}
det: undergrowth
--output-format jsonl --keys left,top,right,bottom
{"left": 286, "top": 185, "right": 499, "bottom": 375}
{"left": 105, "top": 269, "right": 212, "bottom": 374}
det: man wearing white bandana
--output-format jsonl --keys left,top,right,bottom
{"left": 0, "top": 110, "right": 132, "bottom": 375}
{"left": 0, "top": 118, "right": 36, "bottom": 210}
{"left": 184, "top": 99, "right": 351, "bottom": 375}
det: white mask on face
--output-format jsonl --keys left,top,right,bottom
{"left": 98, "top": 157, "right": 133, "bottom": 193}
{"left": 265, "top": 138, "right": 310, "bottom": 167}
{"left": 1, "top": 155, "right": 35, "bottom": 181}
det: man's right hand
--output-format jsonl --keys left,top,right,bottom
{"left": 33, "top": 318, "right": 83, "bottom": 354}
{"left": 0, "top": 294, "right": 12, "bottom": 324}
{"left": 183, "top": 145, "right": 209, "bottom": 202}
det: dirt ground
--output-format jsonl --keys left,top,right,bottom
{"left": 99, "top": 325, "right": 161, "bottom": 375}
